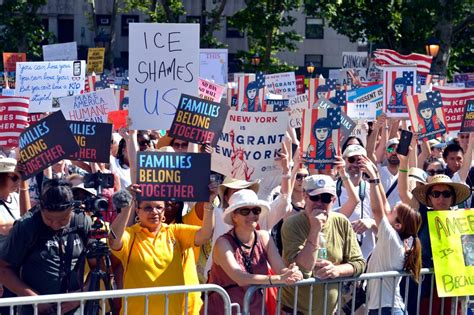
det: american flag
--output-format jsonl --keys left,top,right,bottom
{"left": 433, "top": 86, "right": 474, "bottom": 132}
{"left": 226, "top": 82, "right": 238, "bottom": 108}
{"left": 237, "top": 74, "right": 266, "bottom": 111}
{"left": 403, "top": 71, "right": 414, "bottom": 85}
{"left": 266, "top": 99, "right": 289, "bottom": 112}
{"left": 255, "top": 71, "right": 265, "bottom": 89}
{"left": 115, "top": 89, "right": 129, "bottom": 110}
{"left": 85, "top": 74, "right": 98, "bottom": 93}
{"left": 308, "top": 78, "right": 337, "bottom": 109}
{"left": 406, "top": 91, "right": 447, "bottom": 140}
{"left": 0, "top": 96, "right": 29, "bottom": 147}
{"left": 327, "top": 90, "right": 347, "bottom": 107}
{"left": 373, "top": 49, "right": 433, "bottom": 75}
{"left": 94, "top": 73, "right": 109, "bottom": 90}
{"left": 383, "top": 67, "right": 416, "bottom": 117}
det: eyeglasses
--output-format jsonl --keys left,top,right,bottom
{"left": 308, "top": 193, "right": 333, "bottom": 204}
{"left": 430, "top": 190, "right": 453, "bottom": 199}
{"left": 235, "top": 207, "right": 262, "bottom": 216}
{"left": 296, "top": 174, "right": 308, "bottom": 181}
{"left": 426, "top": 169, "right": 445, "bottom": 176}
{"left": 139, "top": 205, "right": 165, "bottom": 213}
{"left": 8, "top": 174, "right": 19, "bottom": 182}
{"left": 172, "top": 142, "right": 189, "bottom": 150}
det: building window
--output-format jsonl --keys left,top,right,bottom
{"left": 305, "top": 18, "right": 324, "bottom": 39}
{"left": 121, "top": 15, "right": 139, "bottom": 36}
{"left": 186, "top": 16, "right": 201, "bottom": 24}
{"left": 57, "top": 17, "right": 74, "bottom": 43}
{"left": 226, "top": 17, "right": 243, "bottom": 38}
{"left": 305, "top": 54, "right": 323, "bottom": 68}
{"left": 96, "top": 15, "right": 111, "bottom": 26}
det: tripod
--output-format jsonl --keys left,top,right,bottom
{"left": 84, "top": 240, "right": 117, "bottom": 315}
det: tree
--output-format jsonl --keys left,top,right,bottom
{"left": 307, "top": 0, "right": 474, "bottom": 76}
{"left": 0, "top": 0, "right": 52, "bottom": 63}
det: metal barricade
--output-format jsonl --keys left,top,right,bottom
{"left": 242, "top": 269, "right": 445, "bottom": 315}
{"left": 0, "top": 284, "right": 239, "bottom": 315}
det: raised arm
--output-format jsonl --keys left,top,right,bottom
{"left": 459, "top": 132, "right": 474, "bottom": 182}
{"left": 397, "top": 153, "right": 412, "bottom": 205}
{"left": 108, "top": 185, "right": 139, "bottom": 250}
{"left": 336, "top": 156, "right": 361, "bottom": 218}
{"left": 417, "top": 140, "right": 430, "bottom": 169}
{"left": 193, "top": 187, "right": 216, "bottom": 246}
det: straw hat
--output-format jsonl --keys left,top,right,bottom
{"left": 217, "top": 177, "right": 260, "bottom": 207}
{"left": 221, "top": 189, "right": 270, "bottom": 225}
{"left": 0, "top": 157, "right": 17, "bottom": 174}
{"left": 412, "top": 174, "right": 471, "bottom": 207}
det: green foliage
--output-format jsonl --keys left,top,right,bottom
{"left": 123, "top": 0, "right": 185, "bottom": 22}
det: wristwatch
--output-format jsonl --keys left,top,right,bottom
{"left": 367, "top": 178, "right": 380, "bottom": 184}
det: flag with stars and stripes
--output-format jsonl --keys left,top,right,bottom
{"left": 433, "top": 86, "right": 474, "bottom": 132}
{"left": 255, "top": 71, "right": 265, "bottom": 89}
{"left": 406, "top": 91, "right": 447, "bottom": 141}
{"left": 327, "top": 90, "right": 347, "bottom": 107}
{"left": 373, "top": 49, "right": 432, "bottom": 75}
{"left": 383, "top": 66, "right": 417, "bottom": 118}
{"left": 265, "top": 99, "right": 289, "bottom": 112}
{"left": 237, "top": 74, "right": 266, "bottom": 112}
{"left": 308, "top": 78, "right": 338, "bottom": 109}
{"left": 0, "top": 96, "right": 29, "bottom": 147}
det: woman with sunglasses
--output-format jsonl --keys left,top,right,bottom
{"left": 207, "top": 189, "right": 303, "bottom": 314}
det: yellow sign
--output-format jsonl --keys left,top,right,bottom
{"left": 428, "top": 209, "right": 474, "bottom": 297}
{"left": 87, "top": 48, "right": 105, "bottom": 74}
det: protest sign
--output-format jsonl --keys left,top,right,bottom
{"left": 59, "top": 88, "right": 117, "bottom": 123}
{"left": 42, "top": 42, "right": 78, "bottom": 61}
{"left": 347, "top": 84, "right": 383, "bottom": 118}
{"left": 1, "top": 89, "right": 15, "bottom": 97}
{"left": 342, "top": 52, "right": 368, "bottom": 69}
{"left": 383, "top": 66, "right": 417, "bottom": 117}
{"left": 3, "top": 53, "right": 26, "bottom": 72}
{"left": 87, "top": 48, "right": 105, "bottom": 74}
{"left": 199, "top": 49, "right": 228, "bottom": 85}
{"left": 289, "top": 93, "right": 309, "bottom": 109}
{"left": 316, "top": 98, "right": 356, "bottom": 147}
{"left": 460, "top": 100, "right": 474, "bottom": 133}
{"left": 347, "top": 102, "right": 376, "bottom": 120}
{"left": 227, "top": 82, "right": 238, "bottom": 108}
{"left": 137, "top": 152, "right": 210, "bottom": 201}
{"left": 295, "top": 75, "right": 305, "bottom": 95}
{"left": 198, "top": 78, "right": 224, "bottom": 102}
{"left": 68, "top": 121, "right": 112, "bottom": 162}
{"left": 433, "top": 86, "right": 474, "bottom": 133}
{"left": 266, "top": 99, "right": 289, "bottom": 112}
{"left": 212, "top": 111, "right": 288, "bottom": 181}
{"left": 115, "top": 89, "right": 129, "bottom": 109}
{"left": 264, "top": 72, "right": 297, "bottom": 98}
{"left": 427, "top": 209, "right": 474, "bottom": 297}
{"left": 27, "top": 113, "right": 46, "bottom": 126}
{"left": 18, "top": 111, "right": 80, "bottom": 179}
{"left": 107, "top": 110, "right": 128, "bottom": 131}
{"left": 350, "top": 123, "right": 368, "bottom": 147}
{"left": 406, "top": 91, "right": 447, "bottom": 141}
{"left": 15, "top": 61, "right": 86, "bottom": 113}
{"left": 308, "top": 78, "right": 337, "bottom": 110}
{"left": 0, "top": 96, "right": 29, "bottom": 147}
{"left": 129, "top": 23, "right": 199, "bottom": 130}
{"left": 169, "top": 94, "right": 229, "bottom": 146}
{"left": 237, "top": 74, "right": 265, "bottom": 112}
{"left": 302, "top": 99, "right": 341, "bottom": 170}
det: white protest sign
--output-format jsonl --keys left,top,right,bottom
{"left": 43, "top": 42, "right": 78, "bottom": 61}
{"left": 264, "top": 72, "right": 297, "bottom": 98}
{"left": 289, "top": 93, "right": 309, "bottom": 109}
{"left": 15, "top": 61, "right": 86, "bottom": 113}
{"left": 342, "top": 52, "right": 368, "bottom": 69}
{"left": 349, "top": 122, "right": 368, "bottom": 147}
{"left": 200, "top": 49, "right": 228, "bottom": 85}
{"left": 212, "top": 111, "right": 288, "bottom": 181}
{"left": 129, "top": 23, "right": 199, "bottom": 130}
{"left": 288, "top": 93, "right": 309, "bottom": 128}
{"left": 59, "top": 88, "right": 117, "bottom": 123}
{"left": 347, "top": 102, "right": 376, "bottom": 120}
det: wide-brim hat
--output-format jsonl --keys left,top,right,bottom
{"left": 408, "top": 167, "right": 427, "bottom": 185}
{"left": 72, "top": 183, "right": 97, "bottom": 196}
{"left": 0, "top": 157, "right": 17, "bottom": 174}
{"left": 222, "top": 189, "right": 270, "bottom": 225}
{"left": 218, "top": 177, "right": 260, "bottom": 204}
{"left": 412, "top": 174, "right": 471, "bottom": 207}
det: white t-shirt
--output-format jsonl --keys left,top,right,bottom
{"left": 110, "top": 156, "right": 131, "bottom": 189}
{"left": 0, "top": 192, "right": 20, "bottom": 223}
{"left": 336, "top": 182, "right": 375, "bottom": 259}
{"left": 378, "top": 165, "right": 400, "bottom": 209}
{"left": 367, "top": 216, "right": 405, "bottom": 310}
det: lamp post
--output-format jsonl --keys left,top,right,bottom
{"left": 250, "top": 53, "right": 261, "bottom": 73}
{"left": 306, "top": 62, "right": 315, "bottom": 78}
{"left": 425, "top": 37, "right": 440, "bottom": 58}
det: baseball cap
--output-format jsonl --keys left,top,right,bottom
{"left": 428, "top": 139, "right": 446, "bottom": 149}
{"left": 303, "top": 175, "right": 336, "bottom": 196}
{"left": 386, "top": 138, "right": 399, "bottom": 148}
{"left": 342, "top": 145, "right": 367, "bottom": 158}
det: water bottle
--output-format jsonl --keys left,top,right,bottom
{"left": 317, "top": 232, "right": 328, "bottom": 260}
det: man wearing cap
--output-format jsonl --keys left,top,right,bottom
{"left": 375, "top": 138, "right": 401, "bottom": 209}
{"left": 428, "top": 139, "right": 446, "bottom": 159}
{"left": 281, "top": 175, "right": 365, "bottom": 314}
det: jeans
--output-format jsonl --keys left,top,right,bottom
{"left": 369, "top": 308, "right": 405, "bottom": 315}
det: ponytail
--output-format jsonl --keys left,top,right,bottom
{"left": 404, "top": 235, "right": 422, "bottom": 283}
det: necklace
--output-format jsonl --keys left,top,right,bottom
{"left": 233, "top": 230, "right": 254, "bottom": 249}
{"left": 1, "top": 195, "right": 12, "bottom": 204}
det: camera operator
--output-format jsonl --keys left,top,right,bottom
{"left": 0, "top": 179, "right": 93, "bottom": 315}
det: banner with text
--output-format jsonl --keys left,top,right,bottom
{"left": 68, "top": 121, "right": 112, "bottom": 162}
{"left": 42, "top": 42, "right": 78, "bottom": 61}
{"left": 199, "top": 49, "right": 228, "bottom": 85}
{"left": 347, "top": 84, "right": 383, "bottom": 118}
{"left": 264, "top": 72, "right": 297, "bottom": 98}
{"left": 59, "top": 88, "right": 117, "bottom": 123}
{"left": 460, "top": 100, "right": 474, "bottom": 133}
{"left": 433, "top": 86, "right": 474, "bottom": 133}
{"left": 406, "top": 91, "right": 447, "bottom": 141}
{"left": 0, "top": 96, "right": 29, "bottom": 147}
{"left": 87, "top": 48, "right": 105, "bottom": 74}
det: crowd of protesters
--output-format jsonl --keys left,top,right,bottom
{"left": 0, "top": 110, "right": 472, "bottom": 315}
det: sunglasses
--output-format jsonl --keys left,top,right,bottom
{"left": 386, "top": 147, "right": 396, "bottom": 153}
{"left": 308, "top": 193, "right": 333, "bottom": 204}
{"left": 296, "top": 174, "right": 308, "bottom": 181}
{"left": 235, "top": 207, "right": 262, "bottom": 216}
{"left": 8, "top": 174, "right": 19, "bottom": 182}
{"left": 347, "top": 156, "right": 358, "bottom": 164}
{"left": 139, "top": 205, "right": 165, "bottom": 213}
{"left": 426, "top": 169, "right": 445, "bottom": 176}
{"left": 430, "top": 190, "right": 453, "bottom": 199}
{"left": 172, "top": 142, "right": 189, "bottom": 150}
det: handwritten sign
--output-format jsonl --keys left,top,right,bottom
{"left": 15, "top": 61, "right": 86, "bottom": 113}
{"left": 42, "top": 42, "right": 78, "bottom": 61}
{"left": 428, "top": 209, "right": 474, "bottom": 297}
{"left": 460, "top": 100, "right": 474, "bottom": 133}
{"left": 87, "top": 48, "right": 105, "bottom": 74}
{"left": 406, "top": 91, "right": 447, "bottom": 141}
{"left": 198, "top": 78, "right": 224, "bottom": 102}
{"left": 212, "top": 111, "right": 288, "bottom": 181}
{"left": 59, "top": 88, "right": 117, "bottom": 123}
{"left": 0, "top": 96, "right": 29, "bottom": 147}
{"left": 68, "top": 121, "right": 112, "bottom": 162}
{"left": 129, "top": 23, "right": 199, "bottom": 130}
{"left": 383, "top": 66, "right": 417, "bottom": 118}
{"left": 137, "top": 152, "right": 210, "bottom": 201}
{"left": 18, "top": 111, "right": 80, "bottom": 179}
{"left": 3, "top": 53, "right": 26, "bottom": 72}
{"left": 264, "top": 72, "right": 297, "bottom": 98}
{"left": 200, "top": 49, "right": 228, "bottom": 85}
{"left": 350, "top": 123, "right": 368, "bottom": 147}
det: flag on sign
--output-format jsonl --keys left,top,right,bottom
{"left": 0, "top": 96, "right": 29, "bottom": 147}
{"left": 327, "top": 90, "right": 347, "bottom": 107}
{"left": 227, "top": 82, "right": 238, "bottom": 109}
{"left": 255, "top": 71, "right": 265, "bottom": 89}
{"left": 265, "top": 99, "right": 289, "bottom": 112}
{"left": 373, "top": 49, "right": 433, "bottom": 75}
{"left": 237, "top": 75, "right": 266, "bottom": 112}
{"left": 406, "top": 91, "right": 447, "bottom": 141}
{"left": 383, "top": 66, "right": 417, "bottom": 117}
{"left": 308, "top": 78, "right": 337, "bottom": 108}
{"left": 85, "top": 74, "right": 98, "bottom": 93}
{"left": 433, "top": 86, "right": 474, "bottom": 132}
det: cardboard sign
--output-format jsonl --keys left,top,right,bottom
{"left": 406, "top": 91, "right": 447, "bottom": 141}
{"left": 3, "top": 53, "right": 26, "bottom": 72}
{"left": 264, "top": 72, "right": 297, "bottom": 98}
{"left": 460, "top": 100, "right": 474, "bottom": 132}
{"left": 18, "top": 111, "right": 80, "bottom": 179}
{"left": 212, "top": 111, "right": 288, "bottom": 181}
{"left": 0, "top": 96, "right": 29, "bottom": 147}
{"left": 87, "top": 48, "right": 105, "bottom": 74}
{"left": 428, "top": 209, "right": 474, "bottom": 297}
{"left": 59, "top": 88, "right": 117, "bottom": 123}
{"left": 107, "top": 110, "right": 128, "bottom": 131}
{"left": 68, "top": 121, "right": 112, "bottom": 162}
{"left": 129, "top": 23, "right": 199, "bottom": 130}
{"left": 433, "top": 86, "right": 474, "bottom": 133}
{"left": 15, "top": 61, "right": 86, "bottom": 113}
{"left": 169, "top": 94, "right": 229, "bottom": 146}
{"left": 383, "top": 66, "right": 417, "bottom": 117}
{"left": 198, "top": 78, "right": 224, "bottom": 102}
{"left": 42, "top": 42, "right": 78, "bottom": 61}
{"left": 137, "top": 152, "right": 210, "bottom": 201}
{"left": 199, "top": 49, "right": 228, "bottom": 85}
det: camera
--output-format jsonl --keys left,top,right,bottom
{"left": 84, "top": 173, "right": 114, "bottom": 190}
